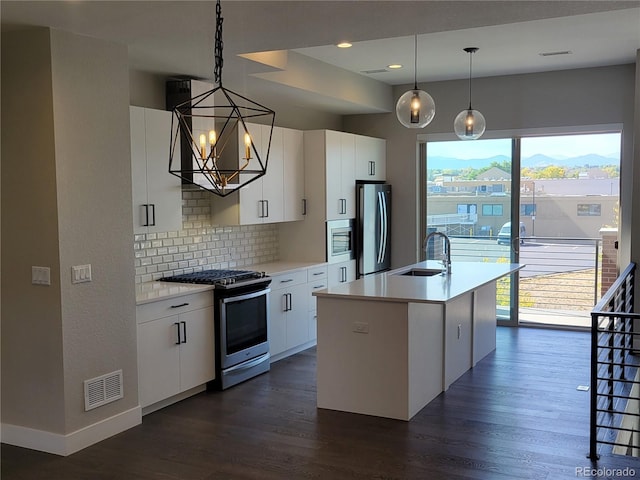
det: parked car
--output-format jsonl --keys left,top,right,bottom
{"left": 497, "top": 222, "right": 526, "bottom": 245}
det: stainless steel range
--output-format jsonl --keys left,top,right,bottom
{"left": 162, "top": 269, "right": 272, "bottom": 390}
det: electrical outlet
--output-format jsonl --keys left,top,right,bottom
{"left": 353, "top": 322, "right": 369, "bottom": 334}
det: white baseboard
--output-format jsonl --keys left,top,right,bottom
{"left": 1, "top": 405, "right": 141, "bottom": 456}
{"left": 141, "top": 384, "right": 206, "bottom": 416}
{"left": 270, "top": 340, "right": 316, "bottom": 364}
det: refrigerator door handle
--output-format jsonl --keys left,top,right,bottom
{"left": 377, "top": 191, "right": 385, "bottom": 264}
{"left": 379, "top": 191, "right": 388, "bottom": 264}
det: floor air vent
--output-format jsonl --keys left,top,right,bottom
{"left": 84, "top": 370, "right": 123, "bottom": 411}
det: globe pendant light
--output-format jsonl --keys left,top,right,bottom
{"left": 395, "top": 35, "right": 435, "bottom": 129}
{"left": 454, "top": 47, "right": 486, "bottom": 140}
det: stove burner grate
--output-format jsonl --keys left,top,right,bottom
{"left": 161, "top": 269, "right": 266, "bottom": 286}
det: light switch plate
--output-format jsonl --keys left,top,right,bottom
{"left": 32, "top": 266, "right": 51, "bottom": 286}
{"left": 72, "top": 264, "right": 92, "bottom": 284}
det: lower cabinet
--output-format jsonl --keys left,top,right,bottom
{"left": 268, "top": 270, "right": 309, "bottom": 357}
{"left": 137, "top": 292, "right": 215, "bottom": 409}
{"left": 443, "top": 293, "right": 473, "bottom": 390}
{"left": 327, "top": 259, "right": 356, "bottom": 286}
{"left": 268, "top": 264, "right": 328, "bottom": 359}
{"left": 307, "top": 265, "right": 328, "bottom": 342}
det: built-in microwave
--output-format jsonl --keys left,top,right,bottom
{"left": 326, "top": 219, "right": 355, "bottom": 263}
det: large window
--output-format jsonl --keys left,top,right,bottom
{"left": 457, "top": 204, "right": 477, "bottom": 214}
{"left": 577, "top": 204, "right": 602, "bottom": 216}
{"left": 521, "top": 204, "right": 536, "bottom": 216}
{"left": 424, "top": 131, "right": 621, "bottom": 328}
{"left": 482, "top": 204, "right": 503, "bottom": 216}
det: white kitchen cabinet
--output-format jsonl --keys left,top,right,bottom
{"left": 238, "top": 123, "right": 284, "bottom": 223}
{"left": 306, "top": 265, "right": 328, "bottom": 342}
{"left": 443, "top": 294, "right": 473, "bottom": 390}
{"left": 268, "top": 270, "right": 308, "bottom": 357}
{"left": 282, "top": 127, "right": 305, "bottom": 221}
{"left": 355, "top": 134, "right": 386, "bottom": 181}
{"left": 130, "top": 106, "right": 182, "bottom": 235}
{"left": 186, "top": 80, "right": 217, "bottom": 190}
{"left": 137, "top": 292, "right": 215, "bottom": 409}
{"left": 325, "top": 130, "right": 356, "bottom": 220}
{"left": 327, "top": 260, "right": 356, "bottom": 287}
{"left": 280, "top": 130, "right": 383, "bottom": 262}
{"left": 211, "top": 123, "right": 304, "bottom": 225}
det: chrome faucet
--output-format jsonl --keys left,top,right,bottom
{"left": 423, "top": 231, "right": 452, "bottom": 274}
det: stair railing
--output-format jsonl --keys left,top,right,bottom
{"left": 589, "top": 262, "right": 638, "bottom": 460}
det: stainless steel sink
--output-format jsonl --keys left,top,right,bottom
{"left": 398, "top": 268, "right": 443, "bottom": 277}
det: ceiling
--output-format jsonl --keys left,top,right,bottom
{"left": 2, "top": 1, "right": 639, "bottom": 114}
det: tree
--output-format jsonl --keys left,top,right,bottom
{"left": 538, "top": 165, "right": 566, "bottom": 179}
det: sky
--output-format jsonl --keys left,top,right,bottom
{"left": 427, "top": 132, "right": 622, "bottom": 159}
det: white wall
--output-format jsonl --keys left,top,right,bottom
{"left": 128, "top": 70, "right": 344, "bottom": 131}
{"left": 1, "top": 28, "right": 66, "bottom": 434}
{"left": 1, "top": 27, "right": 139, "bottom": 449}
{"left": 344, "top": 64, "right": 638, "bottom": 272}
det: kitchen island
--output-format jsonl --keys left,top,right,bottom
{"left": 313, "top": 261, "right": 522, "bottom": 421}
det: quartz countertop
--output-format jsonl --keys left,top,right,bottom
{"left": 135, "top": 281, "right": 215, "bottom": 305}
{"left": 250, "top": 260, "right": 327, "bottom": 276}
{"left": 136, "top": 260, "right": 327, "bottom": 305}
{"left": 313, "top": 261, "right": 524, "bottom": 304}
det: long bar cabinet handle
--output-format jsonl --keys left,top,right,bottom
{"left": 171, "top": 303, "right": 189, "bottom": 308}
{"left": 174, "top": 322, "right": 181, "bottom": 345}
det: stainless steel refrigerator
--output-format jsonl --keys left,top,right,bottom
{"left": 356, "top": 181, "right": 391, "bottom": 278}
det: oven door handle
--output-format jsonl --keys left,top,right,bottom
{"left": 223, "top": 352, "right": 270, "bottom": 373}
{"left": 221, "top": 287, "right": 271, "bottom": 304}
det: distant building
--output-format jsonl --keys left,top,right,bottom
{"left": 427, "top": 177, "right": 619, "bottom": 238}
{"left": 476, "top": 167, "right": 511, "bottom": 181}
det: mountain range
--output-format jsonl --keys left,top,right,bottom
{"left": 428, "top": 153, "right": 618, "bottom": 171}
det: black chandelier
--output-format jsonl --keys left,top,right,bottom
{"left": 168, "top": 0, "right": 275, "bottom": 197}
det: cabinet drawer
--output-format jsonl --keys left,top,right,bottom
{"left": 307, "top": 265, "right": 328, "bottom": 282}
{"left": 308, "top": 280, "right": 328, "bottom": 312}
{"left": 270, "top": 270, "right": 307, "bottom": 289}
{"left": 137, "top": 292, "right": 214, "bottom": 324}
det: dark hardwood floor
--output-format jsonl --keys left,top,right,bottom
{"left": 3, "top": 327, "right": 639, "bottom": 479}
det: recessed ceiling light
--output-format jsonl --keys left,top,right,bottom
{"left": 337, "top": 42, "right": 352, "bottom": 48}
{"left": 388, "top": 64, "right": 403, "bottom": 69}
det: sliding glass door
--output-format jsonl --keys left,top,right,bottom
{"left": 424, "top": 138, "right": 518, "bottom": 325}
{"left": 423, "top": 130, "right": 621, "bottom": 327}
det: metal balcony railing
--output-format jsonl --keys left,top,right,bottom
{"left": 589, "top": 262, "right": 639, "bottom": 460}
{"left": 444, "top": 235, "right": 602, "bottom": 322}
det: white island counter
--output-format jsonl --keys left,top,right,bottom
{"left": 314, "top": 261, "right": 522, "bottom": 421}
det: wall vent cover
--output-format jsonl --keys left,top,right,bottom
{"left": 361, "top": 69, "right": 389, "bottom": 74}
{"left": 539, "top": 50, "right": 573, "bottom": 57}
{"left": 84, "top": 370, "right": 123, "bottom": 411}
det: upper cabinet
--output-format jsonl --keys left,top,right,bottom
{"left": 238, "top": 123, "right": 284, "bottom": 224}
{"left": 130, "top": 106, "right": 182, "bottom": 235}
{"left": 355, "top": 134, "right": 386, "bottom": 181}
{"left": 279, "top": 129, "right": 387, "bottom": 262}
{"left": 324, "top": 130, "right": 356, "bottom": 220}
{"left": 210, "top": 123, "right": 305, "bottom": 225}
{"left": 282, "top": 127, "right": 305, "bottom": 222}
{"left": 306, "top": 130, "right": 387, "bottom": 221}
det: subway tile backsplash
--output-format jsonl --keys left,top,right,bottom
{"left": 133, "top": 190, "right": 278, "bottom": 284}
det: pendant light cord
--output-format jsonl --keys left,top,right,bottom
{"left": 467, "top": 49, "right": 473, "bottom": 110}
{"left": 214, "top": 0, "right": 224, "bottom": 86}
{"left": 413, "top": 35, "right": 418, "bottom": 90}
